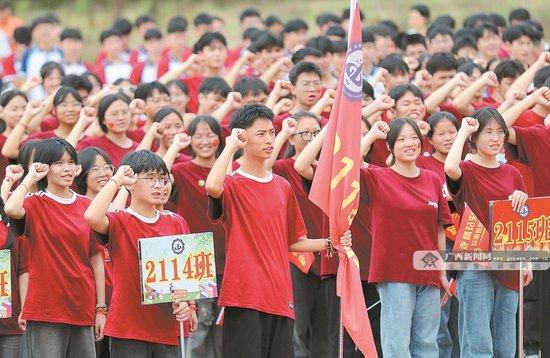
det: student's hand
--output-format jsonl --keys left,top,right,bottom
{"left": 504, "top": 90, "right": 527, "bottom": 106}
{"left": 460, "top": 117, "right": 479, "bottom": 134}
{"left": 272, "top": 80, "right": 292, "bottom": 98}
{"left": 281, "top": 117, "right": 297, "bottom": 136}
{"left": 99, "top": 84, "right": 118, "bottom": 97}
{"left": 225, "top": 92, "right": 244, "bottom": 111}
{"left": 523, "top": 269, "right": 533, "bottom": 287}
{"left": 482, "top": 71, "right": 499, "bottom": 87}
{"left": 453, "top": 72, "right": 471, "bottom": 89}
{"left": 170, "top": 133, "right": 191, "bottom": 151}
{"left": 18, "top": 312, "right": 26, "bottom": 331}
{"left": 508, "top": 190, "right": 528, "bottom": 213}
{"left": 226, "top": 128, "right": 247, "bottom": 150}
{"left": 534, "top": 51, "right": 550, "bottom": 68}
{"left": 146, "top": 122, "right": 164, "bottom": 140}
{"left": 113, "top": 165, "right": 138, "bottom": 186}
{"left": 182, "top": 53, "right": 203, "bottom": 74}
{"left": 95, "top": 311, "right": 106, "bottom": 341}
{"left": 373, "top": 68, "right": 388, "bottom": 85}
{"left": 237, "top": 50, "right": 256, "bottom": 67}
{"left": 79, "top": 106, "right": 97, "bottom": 127}
{"left": 530, "top": 86, "right": 550, "bottom": 107}
{"left": 189, "top": 309, "right": 198, "bottom": 332}
{"left": 417, "top": 121, "right": 431, "bottom": 137}
{"left": 26, "top": 162, "right": 49, "bottom": 183}
{"left": 172, "top": 300, "right": 191, "bottom": 322}
{"left": 372, "top": 95, "right": 395, "bottom": 112}
{"left": 414, "top": 69, "right": 431, "bottom": 89}
{"left": 22, "top": 76, "right": 42, "bottom": 91}
{"left": 440, "top": 271, "right": 452, "bottom": 306}
{"left": 273, "top": 98, "right": 294, "bottom": 115}
{"left": 368, "top": 120, "right": 390, "bottom": 140}
{"left": 338, "top": 230, "right": 352, "bottom": 247}
{"left": 273, "top": 57, "right": 293, "bottom": 73}
{"left": 319, "top": 89, "right": 336, "bottom": 107}
{"left": 24, "top": 100, "right": 45, "bottom": 118}
{"left": 5, "top": 164, "right": 25, "bottom": 183}
{"left": 129, "top": 99, "right": 146, "bottom": 116}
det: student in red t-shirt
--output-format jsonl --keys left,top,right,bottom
{"left": 72, "top": 94, "right": 140, "bottom": 168}
{"left": 0, "top": 90, "right": 28, "bottom": 177}
{"left": 4, "top": 139, "right": 105, "bottom": 358}
{"left": 205, "top": 104, "right": 351, "bottom": 358}
{"left": 359, "top": 118, "right": 453, "bottom": 357}
{"left": 445, "top": 108, "right": 533, "bottom": 357}
{"left": 166, "top": 79, "right": 190, "bottom": 115}
{"left": 85, "top": 150, "right": 193, "bottom": 357}
{"left": 130, "top": 82, "right": 172, "bottom": 142}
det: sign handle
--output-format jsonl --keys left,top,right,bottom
{"left": 518, "top": 267, "right": 524, "bottom": 358}
{"left": 180, "top": 320, "right": 186, "bottom": 358}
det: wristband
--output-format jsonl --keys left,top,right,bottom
{"left": 109, "top": 177, "right": 121, "bottom": 188}
{"left": 95, "top": 304, "right": 108, "bottom": 316}
{"left": 19, "top": 183, "right": 29, "bottom": 193}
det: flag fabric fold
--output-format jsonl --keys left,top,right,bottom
{"left": 309, "top": 1, "right": 377, "bottom": 356}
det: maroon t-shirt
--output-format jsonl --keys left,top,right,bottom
{"left": 77, "top": 136, "right": 138, "bottom": 168}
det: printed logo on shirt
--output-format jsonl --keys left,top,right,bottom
{"left": 288, "top": 301, "right": 294, "bottom": 309}
{"left": 428, "top": 201, "right": 438, "bottom": 209}
{"left": 198, "top": 180, "right": 205, "bottom": 187}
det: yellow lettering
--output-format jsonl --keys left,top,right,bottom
{"left": 331, "top": 156, "right": 354, "bottom": 190}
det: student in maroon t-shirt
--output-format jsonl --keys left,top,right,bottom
{"left": 5, "top": 139, "right": 105, "bottom": 358}
{"left": 205, "top": 104, "right": 351, "bottom": 358}
{"left": 445, "top": 108, "right": 533, "bottom": 357}
{"left": 0, "top": 90, "right": 28, "bottom": 177}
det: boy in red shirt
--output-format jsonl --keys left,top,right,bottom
{"left": 85, "top": 150, "right": 192, "bottom": 357}
{"left": 205, "top": 104, "right": 350, "bottom": 358}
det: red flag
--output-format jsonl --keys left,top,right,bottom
{"left": 452, "top": 203, "right": 490, "bottom": 254}
{"left": 309, "top": 1, "right": 377, "bottom": 356}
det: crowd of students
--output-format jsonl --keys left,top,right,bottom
{"left": 0, "top": 0, "right": 549, "bottom": 357}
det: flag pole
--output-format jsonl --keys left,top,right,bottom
{"left": 339, "top": 301, "right": 344, "bottom": 358}
{"left": 518, "top": 266, "right": 524, "bottom": 358}
{"left": 180, "top": 320, "right": 186, "bottom": 358}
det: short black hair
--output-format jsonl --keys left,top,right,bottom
{"left": 250, "top": 32, "right": 283, "bottom": 53}
{"left": 120, "top": 150, "right": 169, "bottom": 176}
{"left": 97, "top": 93, "right": 131, "bottom": 133}
{"left": 167, "top": 16, "right": 188, "bottom": 33}
{"left": 166, "top": 79, "right": 189, "bottom": 95}
{"left": 427, "top": 111, "right": 459, "bottom": 138}
{"left": 100, "top": 28, "right": 121, "bottom": 43}
{"left": 380, "top": 20, "right": 399, "bottom": 34}
{"left": 326, "top": 25, "right": 346, "bottom": 39}
{"left": 30, "top": 15, "right": 56, "bottom": 32}
{"left": 61, "top": 74, "right": 93, "bottom": 93}
{"left": 305, "top": 36, "right": 333, "bottom": 55}
{"left": 240, "top": 8, "right": 261, "bottom": 23}
{"left": 234, "top": 77, "right": 268, "bottom": 97}
{"left": 193, "top": 32, "right": 227, "bottom": 53}
{"left": 316, "top": 13, "right": 341, "bottom": 26}
{"left": 402, "top": 33, "right": 426, "bottom": 51}
{"left": 53, "top": 86, "right": 82, "bottom": 108}
{"left": 493, "top": 59, "right": 525, "bottom": 82}
{"left": 194, "top": 13, "right": 213, "bottom": 27}
{"left": 426, "top": 24, "right": 454, "bottom": 41}
{"left": 33, "top": 139, "right": 79, "bottom": 191}
{"left": 198, "top": 77, "right": 231, "bottom": 97}
{"left": 464, "top": 13, "right": 493, "bottom": 29}
{"left": 489, "top": 13, "right": 507, "bottom": 28}
{"left": 410, "top": 4, "right": 430, "bottom": 20}
{"left": 0, "top": 0, "right": 13, "bottom": 11}
{"left": 433, "top": 15, "right": 456, "bottom": 30}
{"left": 60, "top": 27, "right": 82, "bottom": 41}
{"left": 188, "top": 115, "right": 224, "bottom": 158}
{"left": 533, "top": 66, "right": 550, "bottom": 88}
{"left": 362, "top": 79, "right": 374, "bottom": 99}
{"left": 388, "top": 83, "right": 424, "bottom": 103}
{"left": 289, "top": 61, "right": 322, "bottom": 85}
{"left": 502, "top": 24, "right": 534, "bottom": 43}
{"left": 469, "top": 107, "right": 509, "bottom": 151}
{"left": 144, "top": 28, "right": 162, "bottom": 41}
{"left": 331, "top": 39, "right": 348, "bottom": 54}
{"left": 472, "top": 22, "right": 499, "bottom": 41}
{"left": 14, "top": 26, "right": 31, "bottom": 46}
{"left": 457, "top": 61, "right": 485, "bottom": 76}
{"left": 365, "top": 24, "right": 392, "bottom": 38}
{"left": 229, "top": 104, "right": 274, "bottom": 131}
{"left": 264, "top": 15, "right": 283, "bottom": 28}
{"left": 452, "top": 36, "right": 478, "bottom": 55}
{"left": 113, "top": 18, "right": 133, "bottom": 35}
{"left": 291, "top": 47, "right": 322, "bottom": 64}
{"left": 134, "top": 81, "right": 170, "bottom": 101}
{"left": 283, "top": 19, "right": 308, "bottom": 34}
{"left": 153, "top": 107, "right": 183, "bottom": 124}
{"left": 135, "top": 14, "right": 156, "bottom": 28}
{"left": 361, "top": 28, "right": 375, "bottom": 44}
{"left": 342, "top": 7, "right": 364, "bottom": 21}
{"left": 426, "top": 52, "right": 458, "bottom": 75}
{"left": 242, "top": 27, "right": 263, "bottom": 42}
{"left": 40, "top": 61, "right": 64, "bottom": 80}
{"left": 379, "top": 54, "right": 409, "bottom": 75}
{"left": 75, "top": 147, "right": 113, "bottom": 195}
{"left": 509, "top": 8, "right": 530, "bottom": 23}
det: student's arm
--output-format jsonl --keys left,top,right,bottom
{"left": 27, "top": 92, "right": 55, "bottom": 133}
{"left": 158, "top": 54, "right": 201, "bottom": 84}
{"left": 2, "top": 101, "right": 44, "bottom": 159}
{"left": 224, "top": 51, "right": 255, "bottom": 88}
{"left": 272, "top": 98, "right": 294, "bottom": 116}
{"left": 260, "top": 57, "right": 293, "bottom": 86}
{"left": 266, "top": 117, "right": 296, "bottom": 170}
{"left": 444, "top": 117, "right": 479, "bottom": 181}
{"left": 211, "top": 92, "right": 243, "bottom": 123}
{"left": 506, "top": 52, "right": 550, "bottom": 97}
{"left": 85, "top": 166, "right": 137, "bottom": 235}
{"left": 90, "top": 251, "right": 106, "bottom": 341}
{"left": 438, "top": 226, "right": 451, "bottom": 305}
{"left": 361, "top": 95, "right": 395, "bottom": 120}
{"left": 136, "top": 122, "right": 163, "bottom": 151}
{"left": 4, "top": 163, "right": 49, "bottom": 219}
{"left": 67, "top": 107, "right": 97, "bottom": 148}
{"left": 289, "top": 230, "right": 352, "bottom": 252}
{"left": 109, "top": 186, "right": 129, "bottom": 211}
{"left": 18, "top": 272, "right": 28, "bottom": 331}
{"left": 425, "top": 73, "right": 470, "bottom": 114}
{"left": 309, "top": 89, "right": 335, "bottom": 116}
{"left": 163, "top": 133, "right": 191, "bottom": 171}
{"left": 266, "top": 80, "right": 291, "bottom": 109}
{"left": 205, "top": 129, "right": 245, "bottom": 199}
{"left": 502, "top": 87, "right": 550, "bottom": 144}
{"left": 293, "top": 125, "right": 327, "bottom": 180}
{"left": 361, "top": 121, "right": 389, "bottom": 156}
{"left": 1, "top": 165, "right": 24, "bottom": 202}
{"left": 452, "top": 71, "right": 498, "bottom": 116}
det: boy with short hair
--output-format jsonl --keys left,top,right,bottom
{"left": 502, "top": 24, "right": 535, "bottom": 69}
{"left": 158, "top": 16, "right": 192, "bottom": 77}
{"left": 95, "top": 28, "right": 134, "bottom": 85}
{"left": 426, "top": 24, "right": 454, "bottom": 54}
{"left": 130, "top": 81, "right": 171, "bottom": 141}
{"left": 85, "top": 150, "right": 192, "bottom": 358}
{"left": 130, "top": 28, "right": 164, "bottom": 84}
{"left": 282, "top": 19, "right": 309, "bottom": 54}
{"left": 130, "top": 15, "right": 157, "bottom": 65}
{"left": 193, "top": 32, "right": 228, "bottom": 78}
{"left": 60, "top": 27, "right": 93, "bottom": 76}
{"left": 205, "top": 104, "right": 349, "bottom": 358}
{"left": 378, "top": 54, "right": 410, "bottom": 95}
{"left": 194, "top": 13, "right": 213, "bottom": 39}
{"left": 473, "top": 23, "right": 501, "bottom": 62}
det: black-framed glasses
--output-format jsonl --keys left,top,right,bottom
{"left": 137, "top": 176, "right": 170, "bottom": 187}
{"left": 292, "top": 130, "right": 321, "bottom": 141}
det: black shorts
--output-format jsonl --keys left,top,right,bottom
{"left": 222, "top": 307, "right": 295, "bottom": 358}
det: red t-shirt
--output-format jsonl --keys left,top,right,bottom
{"left": 439, "top": 102, "right": 464, "bottom": 122}
{"left": 26, "top": 130, "right": 58, "bottom": 141}
{"left": 12, "top": 191, "right": 97, "bottom": 325}
{"left": 183, "top": 76, "right": 205, "bottom": 114}
{"left": 507, "top": 125, "right": 550, "bottom": 197}
{"left": 272, "top": 158, "right": 324, "bottom": 275}
{"left": 0, "top": 225, "right": 28, "bottom": 335}
{"left": 171, "top": 161, "right": 226, "bottom": 275}
{"left": 447, "top": 160, "right": 527, "bottom": 290}
{"left": 208, "top": 169, "right": 307, "bottom": 319}
{"left": 0, "top": 134, "right": 11, "bottom": 179}
{"left": 362, "top": 167, "right": 452, "bottom": 287}
{"left": 103, "top": 209, "right": 189, "bottom": 345}
{"left": 40, "top": 114, "right": 59, "bottom": 132}
{"left": 77, "top": 135, "right": 138, "bottom": 168}
{"left": 514, "top": 109, "right": 545, "bottom": 128}
{"left": 472, "top": 96, "right": 500, "bottom": 110}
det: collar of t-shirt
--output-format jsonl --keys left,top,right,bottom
{"left": 44, "top": 189, "right": 77, "bottom": 205}
{"left": 126, "top": 207, "right": 160, "bottom": 224}
{"left": 234, "top": 168, "right": 273, "bottom": 183}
